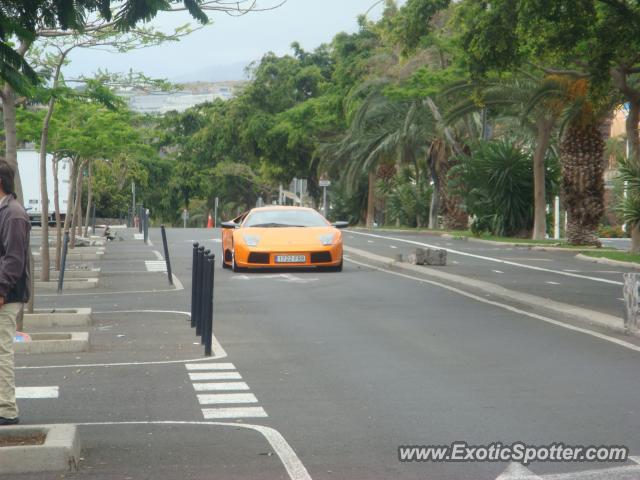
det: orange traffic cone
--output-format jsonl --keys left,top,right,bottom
{"left": 207, "top": 213, "right": 214, "bottom": 229}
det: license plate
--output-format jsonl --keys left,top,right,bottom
{"left": 275, "top": 255, "right": 306, "bottom": 263}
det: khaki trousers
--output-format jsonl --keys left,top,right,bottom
{"left": 0, "top": 302, "right": 21, "bottom": 419}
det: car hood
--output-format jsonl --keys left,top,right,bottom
{"left": 237, "top": 226, "right": 340, "bottom": 248}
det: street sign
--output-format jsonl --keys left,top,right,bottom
{"left": 319, "top": 179, "right": 331, "bottom": 187}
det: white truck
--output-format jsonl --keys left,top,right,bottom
{"left": 18, "top": 149, "right": 71, "bottom": 225}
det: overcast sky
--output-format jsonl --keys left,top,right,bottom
{"left": 65, "top": 0, "right": 399, "bottom": 82}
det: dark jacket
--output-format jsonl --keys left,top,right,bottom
{"left": 0, "top": 195, "right": 30, "bottom": 303}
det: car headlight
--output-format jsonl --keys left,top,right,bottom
{"left": 319, "top": 233, "right": 338, "bottom": 246}
{"left": 243, "top": 235, "right": 260, "bottom": 246}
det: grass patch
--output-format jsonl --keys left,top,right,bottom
{"left": 581, "top": 251, "right": 640, "bottom": 264}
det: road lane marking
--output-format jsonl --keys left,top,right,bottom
{"left": 201, "top": 407, "right": 268, "bottom": 419}
{"left": 492, "top": 270, "right": 504, "bottom": 274}
{"left": 16, "top": 386, "right": 59, "bottom": 399}
{"left": 546, "top": 281, "right": 561, "bottom": 285}
{"left": 186, "top": 363, "right": 235, "bottom": 371}
{"left": 197, "top": 393, "right": 258, "bottom": 405}
{"left": 189, "top": 372, "right": 242, "bottom": 381}
{"left": 346, "top": 257, "right": 640, "bottom": 355}
{"left": 74, "top": 421, "right": 310, "bottom": 480}
{"left": 192, "top": 382, "right": 250, "bottom": 391}
{"left": 347, "top": 230, "right": 623, "bottom": 286}
{"left": 390, "top": 245, "right": 398, "bottom": 249}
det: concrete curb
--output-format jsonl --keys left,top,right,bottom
{"left": 15, "top": 332, "right": 90, "bottom": 354}
{"left": 36, "top": 269, "right": 101, "bottom": 279}
{"left": 344, "top": 245, "right": 626, "bottom": 335}
{"left": 24, "top": 308, "right": 93, "bottom": 328}
{"left": 35, "top": 278, "right": 98, "bottom": 291}
{"left": 0, "top": 424, "right": 80, "bottom": 474}
{"left": 575, "top": 253, "right": 640, "bottom": 270}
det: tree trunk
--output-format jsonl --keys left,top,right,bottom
{"left": 532, "top": 115, "right": 555, "bottom": 240}
{"left": 366, "top": 170, "right": 376, "bottom": 228}
{"left": 63, "top": 159, "right": 76, "bottom": 234}
{"left": 70, "top": 161, "right": 85, "bottom": 248}
{"left": 625, "top": 102, "right": 640, "bottom": 253}
{"left": 560, "top": 123, "right": 605, "bottom": 246}
{"left": 428, "top": 145, "right": 440, "bottom": 229}
{"left": 83, "top": 163, "right": 93, "bottom": 237}
{"left": 52, "top": 157, "right": 62, "bottom": 270}
{"left": 1, "top": 86, "right": 23, "bottom": 203}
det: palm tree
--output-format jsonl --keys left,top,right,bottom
{"left": 321, "top": 81, "right": 435, "bottom": 227}
{"left": 443, "top": 74, "right": 560, "bottom": 239}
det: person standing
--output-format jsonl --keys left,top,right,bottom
{"left": 0, "top": 160, "right": 31, "bottom": 425}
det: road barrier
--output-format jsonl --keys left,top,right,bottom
{"left": 57, "top": 230, "right": 70, "bottom": 294}
{"left": 160, "top": 225, "right": 173, "bottom": 285}
{"left": 191, "top": 243, "right": 215, "bottom": 356}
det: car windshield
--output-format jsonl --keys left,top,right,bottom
{"left": 243, "top": 209, "right": 328, "bottom": 228}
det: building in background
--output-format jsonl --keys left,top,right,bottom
{"left": 119, "top": 81, "right": 246, "bottom": 114}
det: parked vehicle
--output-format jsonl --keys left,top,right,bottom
{"left": 18, "top": 149, "right": 71, "bottom": 225}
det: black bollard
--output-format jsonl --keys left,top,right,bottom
{"left": 204, "top": 253, "right": 215, "bottom": 356}
{"left": 138, "top": 204, "right": 143, "bottom": 234}
{"left": 195, "top": 246, "right": 206, "bottom": 336}
{"left": 190, "top": 243, "right": 199, "bottom": 327}
{"left": 160, "top": 225, "right": 173, "bottom": 285}
{"left": 143, "top": 209, "right": 149, "bottom": 244}
{"left": 57, "top": 230, "right": 70, "bottom": 294}
{"left": 197, "top": 248, "right": 211, "bottom": 338}
{"left": 201, "top": 253, "right": 212, "bottom": 346}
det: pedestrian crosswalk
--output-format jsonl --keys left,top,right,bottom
{"left": 16, "top": 386, "right": 59, "bottom": 399}
{"left": 145, "top": 260, "right": 167, "bottom": 272}
{"left": 185, "top": 362, "right": 268, "bottom": 420}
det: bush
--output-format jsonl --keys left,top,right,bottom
{"left": 598, "top": 225, "right": 626, "bottom": 238}
{"left": 449, "top": 140, "right": 559, "bottom": 237}
{"left": 378, "top": 167, "right": 431, "bottom": 227}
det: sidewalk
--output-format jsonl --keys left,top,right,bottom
{"left": 6, "top": 228, "right": 296, "bottom": 479}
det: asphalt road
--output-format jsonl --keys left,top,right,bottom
{"left": 343, "top": 229, "right": 635, "bottom": 318}
{"left": 11, "top": 227, "right": 640, "bottom": 480}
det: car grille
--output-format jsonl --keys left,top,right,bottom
{"left": 310, "top": 252, "right": 332, "bottom": 263}
{"left": 248, "top": 252, "right": 270, "bottom": 264}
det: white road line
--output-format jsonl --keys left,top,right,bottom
{"left": 390, "top": 245, "right": 398, "bottom": 249}
{"left": 347, "top": 230, "right": 624, "bottom": 286}
{"left": 197, "top": 393, "right": 258, "bottom": 405}
{"left": 201, "top": 407, "right": 268, "bottom": 419}
{"left": 16, "top": 386, "right": 59, "bottom": 399}
{"left": 546, "top": 281, "right": 561, "bottom": 285}
{"left": 134, "top": 234, "right": 143, "bottom": 240}
{"left": 74, "top": 421, "right": 310, "bottom": 480}
{"left": 189, "top": 372, "right": 242, "bottom": 381}
{"left": 192, "top": 382, "right": 250, "bottom": 391}
{"left": 367, "top": 240, "right": 374, "bottom": 243}
{"left": 492, "top": 270, "right": 504, "bottom": 274}
{"left": 152, "top": 250, "right": 163, "bottom": 260}
{"left": 185, "top": 363, "right": 235, "bottom": 371}
{"left": 345, "top": 257, "right": 640, "bottom": 355}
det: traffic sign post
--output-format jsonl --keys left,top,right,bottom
{"left": 319, "top": 179, "right": 331, "bottom": 217}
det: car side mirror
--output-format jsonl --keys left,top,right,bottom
{"left": 221, "top": 221, "right": 238, "bottom": 229}
{"left": 332, "top": 221, "right": 349, "bottom": 229}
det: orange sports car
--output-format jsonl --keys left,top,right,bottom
{"left": 220, "top": 206, "right": 348, "bottom": 272}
